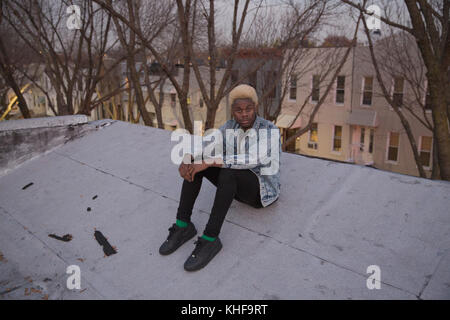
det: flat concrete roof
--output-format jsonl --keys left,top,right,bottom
{"left": 1, "top": 119, "right": 449, "bottom": 299}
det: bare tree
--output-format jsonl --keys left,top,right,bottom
{"left": 243, "top": 0, "right": 340, "bottom": 122}
{"left": 2, "top": 0, "right": 123, "bottom": 118}
{"left": 93, "top": 0, "right": 199, "bottom": 132}
{"left": 341, "top": 0, "right": 450, "bottom": 180}
{"left": 0, "top": 1, "right": 31, "bottom": 118}
{"left": 109, "top": 0, "right": 154, "bottom": 126}
{"left": 282, "top": 8, "right": 364, "bottom": 151}
{"left": 184, "top": 0, "right": 259, "bottom": 130}
{"left": 133, "top": 0, "right": 179, "bottom": 129}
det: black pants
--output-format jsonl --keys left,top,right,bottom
{"left": 176, "top": 167, "right": 263, "bottom": 238}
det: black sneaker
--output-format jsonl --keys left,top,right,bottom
{"left": 159, "top": 222, "right": 197, "bottom": 255}
{"left": 183, "top": 236, "right": 222, "bottom": 271}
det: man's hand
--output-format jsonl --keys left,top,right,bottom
{"left": 189, "top": 162, "right": 210, "bottom": 181}
{"left": 179, "top": 163, "right": 193, "bottom": 181}
{"left": 179, "top": 156, "right": 223, "bottom": 182}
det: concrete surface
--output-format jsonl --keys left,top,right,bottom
{"left": 0, "top": 120, "right": 449, "bottom": 300}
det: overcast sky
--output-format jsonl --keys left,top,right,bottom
{"left": 214, "top": 0, "right": 410, "bottom": 44}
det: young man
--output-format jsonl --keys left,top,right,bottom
{"left": 159, "top": 84, "right": 281, "bottom": 271}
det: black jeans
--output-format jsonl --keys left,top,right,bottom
{"left": 176, "top": 167, "right": 263, "bottom": 238}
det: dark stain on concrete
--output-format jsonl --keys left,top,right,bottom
{"left": 48, "top": 234, "right": 73, "bottom": 242}
{"left": 22, "top": 182, "right": 34, "bottom": 190}
{"left": 1, "top": 122, "right": 96, "bottom": 175}
{"left": 94, "top": 230, "right": 117, "bottom": 256}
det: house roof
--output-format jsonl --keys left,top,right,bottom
{"left": 0, "top": 116, "right": 449, "bottom": 299}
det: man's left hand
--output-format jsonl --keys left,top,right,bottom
{"left": 189, "top": 162, "right": 210, "bottom": 181}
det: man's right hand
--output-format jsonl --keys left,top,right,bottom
{"left": 179, "top": 163, "right": 193, "bottom": 181}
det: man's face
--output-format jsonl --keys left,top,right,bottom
{"left": 231, "top": 98, "right": 257, "bottom": 130}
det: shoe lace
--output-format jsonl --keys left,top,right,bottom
{"left": 191, "top": 237, "right": 207, "bottom": 257}
{"left": 167, "top": 225, "right": 178, "bottom": 240}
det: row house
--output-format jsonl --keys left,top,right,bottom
{"left": 278, "top": 46, "right": 434, "bottom": 178}
{"left": 112, "top": 60, "right": 229, "bottom": 131}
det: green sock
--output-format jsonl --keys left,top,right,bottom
{"left": 176, "top": 219, "right": 188, "bottom": 228}
{"left": 201, "top": 234, "right": 216, "bottom": 242}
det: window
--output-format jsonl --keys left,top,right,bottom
{"left": 289, "top": 74, "right": 297, "bottom": 100}
{"left": 360, "top": 127, "right": 365, "bottom": 151}
{"left": 170, "top": 93, "right": 176, "bottom": 105}
{"left": 419, "top": 136, "right": 432, "bottom": 168}
{"left": 362, "top": 76, "right": 373, "bottom": 106}
{"left": 312, "top": 75, "right": 320, "bottom": 102}
{"left": 336, "top": 76, "right": 345, "bottom": 104}
{"left": 369, "top": 129, "right": 374, "bottom": 153}
{"left": 392, "top": 77, "right": 404, "bottom": 108}
{"left": 37, "top": 96, "right": 46, "bottom": 110}
{"left": 199, "top": 98, "right": 204, "bottom": 108}
{"left": 387, "top": 132, "right": 400, "bottom": 162}
{"left": 308, "top": 123, "right": 318, "bottom": 149}
{"left": 333, "top": 125, "right": 342, "bottom": 152}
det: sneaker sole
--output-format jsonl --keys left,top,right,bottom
{"left": 159, "top": 228, "right": 197, "bottom": 256}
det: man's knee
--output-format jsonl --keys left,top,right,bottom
{"left": 217, "top": 168, "right": 236, "bottom": 185}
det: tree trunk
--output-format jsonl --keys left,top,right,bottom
{"left": 205, "top": 106, "right": 217, "bottom": 130}
{"left": 404, "top": 0, "right": 450, "bottom": 179}
{"left": 430, "top": 76, "right": 450, "bottom": 180}
{"left": 0, "top": 36, "right": 31, "bottom": 118}
{"left": 431, "top": 131, "right": 441, "bottom": 179}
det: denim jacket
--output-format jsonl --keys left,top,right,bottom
{"left": 208, "top": 116, "right": 281, "bottom": 207}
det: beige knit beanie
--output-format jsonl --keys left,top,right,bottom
{"left": 229, "top": 84, "right": 258, "bottom": 106}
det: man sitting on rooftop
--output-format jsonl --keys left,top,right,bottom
{"left": 159, "top": 84, "right": 281, "bottom": 271}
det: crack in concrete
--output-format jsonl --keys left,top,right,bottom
{"left": 54, "top": 151, "right": 177, "bottom": 203}
{"left": 417, "top": 251, "right": 447, "bottom": 299}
